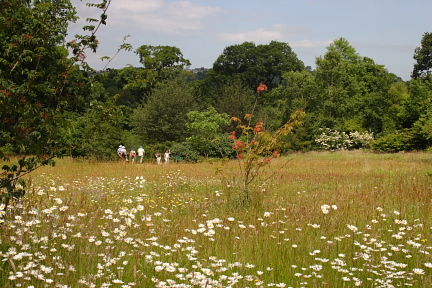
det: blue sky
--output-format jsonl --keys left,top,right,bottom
{"left": 68, "top": 0, "right": 432, "bottom": 81}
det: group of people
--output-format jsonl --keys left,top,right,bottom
{"left": 117, "top": 145, "right": 145, "bottom": 163}
{"left": 117, "top": 145, "right": 171, "bottom": 164}
{"left": 155, "top": 150, "right": 171, "bottom": 164}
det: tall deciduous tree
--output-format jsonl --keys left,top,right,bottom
{"left": 314, "top": 38, "right": 362, "bottom": 129}
{"left": 271, "top": 70, "right": 319, "bottom": 122}
{"left": 132, "top": 77, "right": 197, "bottom": 143}
{"left": 412, "top": 32, "right": 432, "bottom": 80}
{"left": 186, "top": 106, "right": 229, "bottom": 156}
{"left": 210, "top": 41, "right": 304, "bottom": 91}
{"left": 214, "top": 81, "right": 257, "bottom": 121}
{"left": 136, "top": 45, "right": 191, "bottom": 71}
{"left": 355, "top": 57, "right": 397, "bottom": 133}
{"left": 135, "top": 44, "right": 191, "bottom": 84}
{"left": 107, "top": 45, "right": 192, "bottom": 103}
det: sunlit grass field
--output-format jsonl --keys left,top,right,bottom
{"left": 1, "top": 151, "right": 432, "bottom": 287}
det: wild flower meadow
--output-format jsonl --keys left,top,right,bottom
{"left": 1, "top": 151, "right": 431, "bottom": 287}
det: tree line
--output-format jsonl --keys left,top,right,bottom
{"left": 1, "top": 0, "right": 432, "bottom": 165}
{"left": 88, "top": 37, "right": 432, "bottom": 160}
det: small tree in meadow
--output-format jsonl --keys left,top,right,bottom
{"left": 217, "top": 109, "right": 305, "bottom": 203}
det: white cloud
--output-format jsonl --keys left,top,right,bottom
{"left": 216, "top": 24, "right": 308, "bottom": 43}
{"left": 290, "top": 40, "right": 333, "bottom": 49}
{"left": 352, "top": 42, "right": 414, "bottom": 53}
{"left": 107, "top": 0, "right": 222, "bottom": 34}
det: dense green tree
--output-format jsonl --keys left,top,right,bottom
{"left": 255, "top": 70, "right": 319, "bottom": 139}
{"left": 211, "top": 41, "right": 258, "bottom": 88}
{"left": 357, "top": 57, "right": 395, "bottom": 95}
{"left": 382, "top": 82, "right": 409, "bottom": 133}
{"left": 352, "top": 71, "right": 395, "bottom": 134}
{"left": 214, "top": 81, "right": 257, "bottom": 123}
{"left": 107, "top": 66, "right": 148, "bottom": 105}
{"left": 271, "top": 71, "right": 319, "bottom": 119}
{"left": 132, "top": 77, "right": 197, "bottom": 143}
{"left": 210, "top": 41, "right": 304, "bottom": 91}
{"left": 102, "top": 46, "right": 193, "bottom": 105}
{"left": 0, "top": 0, "right": 116, "bottom": 208}
{"left": 65, "top": 100, "right": 130, "bottom": 159}
{"left": 1, "top": 0, "right": 78, "bottom": 155}
{"left": 313, "top": 38, "right": 362, "bottom": 130}
{"left": 256, "top": 41, "right": 305, "bottom": 87}
{"left": 186, "top": 106, "right": 229, "bottom": 157}
{"left": 135, "top": 44, "right": 191, "bottom": 85}
{"left": 413, "top": 107, "right": 432, "bottom": 146}
{"left": 407, "top": 79, "right": 432, "bottom": 149}
{"left": 412, "top": 32, "right": 432, "bottom": 80}
{"left": 405, "top": 79, "right": 432, "bottom": 126}
{"left": 169, "top": 141, "right": 200, "bottom": 162}
{"left": 136, "top": 45, "right": 191, "bottom": 71}
{"left": 312, "top": 38, "right": 397, "bottom": 134}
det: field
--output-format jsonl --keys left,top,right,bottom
{"left": 1, "top": 151, "right": 432, "bottom": 287}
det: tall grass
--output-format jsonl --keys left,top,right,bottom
{"left": 1, "top": 151, "right": 431, "bottom": 287}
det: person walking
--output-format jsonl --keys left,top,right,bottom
{"left": 121, "top": 146, "right": 128, "bottom": 161}
{"left": 164, "top": 150, "right": 171, "bottom": 164}
{"left": 117, "top": 145, "right": 124, "bottom": 161}
{"left": 137, "top": 146, "right": 145, "bottom": 163}
{"left": 155, "top": 151, "right": 162, "bottom": 164}
{"left": 129, "top": 148, "right": 136, "bottom": 163}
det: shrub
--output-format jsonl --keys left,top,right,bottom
{"left": 170, "top": 142, "right": 200, "bottom": 162}
{"left": 372, "top": 128, "right": 429, "bottom": 152}
{"left": 371, "top": 132, "right": 407, "bottom": 152}
{"left": 208, "top": 134, "right": 237, "bottom": 158}
{"left": 315, "top": 128, "right": 374, "bottom": 150}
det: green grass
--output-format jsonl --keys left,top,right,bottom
{"left": 1, "top": 151, "right": 431, "bottom": 287}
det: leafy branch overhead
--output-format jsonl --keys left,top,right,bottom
{"left": 0, "top": 0, "right": 122, "bottom": 211}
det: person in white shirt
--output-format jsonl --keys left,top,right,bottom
{"left": 117, "top": 145, "right": 123, "bottom": 161}
{"left": 155, "top": 151, "right": 161, "bottom": 164}
{"left": 164, "top": 150, "right": 170, "bottom": 164}
{"left": 137, "top": 146, "right": 145, "bottom": 163}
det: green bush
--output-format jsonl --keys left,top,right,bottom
{"left": 208, "top": 134, "right": 236, "bottom": 158}
{"left": 170, "top": 142, "right": 200, "bottom": 162}
{"left": 372, "top": 133, "right": 407, "bottom": 152}
{"left": 0, "top": 143, "right": 13, "bottom": 155}
{"left": 282, "top": 126, "right": 312, "bottom": 152}
{"left": 372, "top": 128, "right": 430, "bottom": 152}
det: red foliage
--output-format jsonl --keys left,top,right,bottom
{"left": 232, "top": 140, "right": 245, "bottom": 150}
{"left": 244, "top": 113, "right": 253, "bottom": 120}
{"left": 76, "top": 52, "right": 86, "bottom": 62}
{"left": 1, "top": 90, "right": 10, "bottom": 97}
{"left": 254, "top": 121, "right": 264, "bottom": 133}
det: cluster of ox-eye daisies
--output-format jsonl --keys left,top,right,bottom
{"left": 0, "top": 173, "right": 431, "bottom": 287}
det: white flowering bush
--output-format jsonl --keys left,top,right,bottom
{"left": 315, "top": 128, "right": 374, "bottom": 150}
